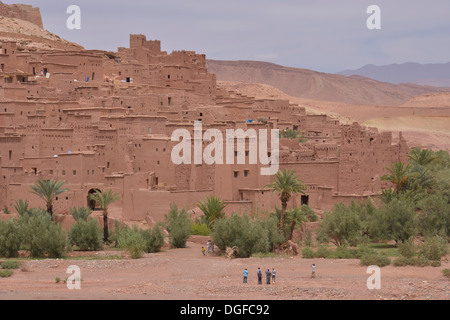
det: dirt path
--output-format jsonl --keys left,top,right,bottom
{"left": 0, "top": 240, "right": 448, "bottom": 300}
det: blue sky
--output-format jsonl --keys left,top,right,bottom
{"left": 4, "top": 0, "right": 450, "bottom": 73}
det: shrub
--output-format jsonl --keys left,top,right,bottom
{"left": 0, "top": 270, "right": 14, "bottom": 278}
{"left": 316, "top": 228, "right": 330, "bottom": 245}
{"left": 392, "top": 256, "right": 411, "bottom": 267}
{"left": 260, "top": 216, "right": 284, "bottom": 251}
{"left": 333, "top": 246, "right": 358, "bottom": 259}
{"left": 360, "top": 253, "right": 391, "bottom": 267}
{"left": 410, "top": 256, "right": 431, "bottom": 267}
{"left": 117, "top": 226, "right": 146, "bottom": 259}
{"left": 314, "top": 246, "right": 332, "bottom": 258}
{"left": 304, "top": 229, "right": 313, "bottom": 247}
{"left": 443, "top": 269, "right": 450, "bottom": 278}
{"left": 430, "top": 261, "right": 441, "bottom": 267}
{"left": 69, "top": 219, "right": 104, "bottom": 251}
{"left": 211, "top": 214, "right": 270, "bottom": 258}
{"left": 191, "top": 222, "right": 210, "bottom": 236}
{"left": 302, "top": 247, "right": 315, "bottom": 259}
{"left": 110, "top": 220, "right": 129, "bottom": 247}
{"left": 301, "top": 205, "right": 319, "bottom": 222}
{"left": 164, "top": 204, "right": 191, "bottom": 248}
{"left": 1, "top": 260, "right": 21, "bottom": 270}
{"left": 18, "top": 213, "right": 69, "bottom": 258}
{"left": 140, "top": 226, "right": 165, "bottom": 253}
{"left": 397, "top": 238, "right": 417, "bottom": 258}
{"left": 0, "top": 219, "right": 21, "bottom": 258}
{"left": 419, "top": 236, "right": 448, "bottom": 261}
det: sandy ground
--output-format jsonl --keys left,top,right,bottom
{"left": 0, "top": 238, "right": 448, "bottom": 301}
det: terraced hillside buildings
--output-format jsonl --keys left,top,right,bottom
{"left": 0, "top": 34, "right": 409, "bottom": 225}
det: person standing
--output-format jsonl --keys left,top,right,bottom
{"left": 311, "top": 264, "right": 316, "bottom": 279}
{"left": 265, "top": 269, "right": 271, "bottom": 284}
{"left": 257, "top": 267, "right": 262, "bottom": 285}
{"left": 243, "top": 268, "right": 248, "bottom": 283}
{"left": 206, "top": 240, "right": 211, "bottom": 255}
{"left": 272, "top": 268, "right": 276, "bottom": 283}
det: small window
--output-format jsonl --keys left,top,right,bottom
{"left": 73, "top": 170, "right": 77, "bottom": 176}
{"left": 244, "top": 170, "right": 249, "bottom": 177}
{"left": 62, "top": 170, "right": 66, "bottom": 176}
{"left": 234, "top": 171, "right": 239, "bottom": 178}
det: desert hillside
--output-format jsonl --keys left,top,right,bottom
{"left": 207, "top": 60, "right": 450, "bottom": 106}
{"left": 0, "top": 1, "right": 83, "bottom": 51}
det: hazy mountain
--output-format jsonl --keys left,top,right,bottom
{"left": 207, "top": 60, "right": 450, "bottom": 106}
{"left": 338, "top": 62, "right": 450, "bottom": 87}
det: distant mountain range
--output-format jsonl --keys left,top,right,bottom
{"left": 207, "top": 60, "right": 450, "bottom": 106}
{"left": 338, "top": 62, "right": 450, "bottom": 87}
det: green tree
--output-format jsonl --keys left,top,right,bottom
{"left": 370, "top": 195, "right": 418, "bottom": 244}
{"left": 264, "top": 169, "right": 307, "bottom": 235}
{"left": 319, "top": 203, "right": 362, "bottom": 247}
{"left": 30, "top": 179, "right": 68, "bottom": 217}
{"left": 417, "top": 192, "right": 450, "bottom": 237}
{"left": 88, "top": 189, "right": 121, "bottom": 243}
{"left": 197, "top": 195, "right": 226, "bottom": 229}
{"left": 164, "top": 204, "right": 191, "bottom": 248}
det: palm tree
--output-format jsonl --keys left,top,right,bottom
{"left": 408, "top": 148, "right": 437, "bottom": 166}
{"left": 197, "top": 195, "right": 226, "bottom": 229}
{"left": 88, "top": 189, "right": 121, "bottom": 242}
{"left": 30, "top": 179, "right": 68, "bottom": 217}
{"left": 264, "top": 169, "right": 307, "bottom": 234}
{"left": 287, "top": 207, "right": 307, "bottom": 241}
{"left": 14, "top": 199, "right": 29, "bottom": 216}
{"left": 70, "top": 207, "right": 93, "bottom": 222}
{"left": 381, "top": 162, "right": 411, "bottom": 193}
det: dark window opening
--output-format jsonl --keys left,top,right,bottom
{"left": 301, "top": 195, "right": 309, "bottom": 206}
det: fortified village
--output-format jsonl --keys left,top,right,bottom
{"left": 0, "top": 4, "right": 409, "bottom": 228}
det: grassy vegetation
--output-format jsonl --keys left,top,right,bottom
{"left": 0, "top": 270, "right": 14, "bottom": 278}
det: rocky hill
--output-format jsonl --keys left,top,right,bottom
{"left": 0, "top": 1, "right": 83, "bottom": 51}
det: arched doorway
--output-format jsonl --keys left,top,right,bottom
{"left": 87, "top": 189, "right": 102, "bottom": 210}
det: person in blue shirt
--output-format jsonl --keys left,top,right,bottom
{"left": 243, "top": 268, "right": 248, "bottom": 283}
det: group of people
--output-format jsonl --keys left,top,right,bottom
{"left": 242, "top": 264, "right": 316, "bottom": 284}
{"left": 201, "top": 240, "right": 215, "bottom": 256}
{"left": 243, "top": 268, "right": 276, "bottom": 285}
